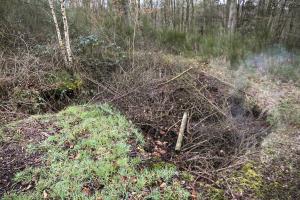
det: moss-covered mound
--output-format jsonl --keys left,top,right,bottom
{"left": 1, "top": 105, "right": 189, "bottom": 199}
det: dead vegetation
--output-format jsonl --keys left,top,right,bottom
{"left": 0, "top": 49, "right": 82, "bottom": 124}
{"left": 84, "top": 52, "right": 270, "bottom": 187}
{"left": 0, "top": 48, "right": 273, "bottom": 198}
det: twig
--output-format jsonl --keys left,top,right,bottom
{"left": 166, "top": 119, "right": 181, "bottom": 134}
{"left": 108, "top": 86, "right": 142, "bottom": 102}
{"left": 197, "top": 70, "right": 255, "bottom": 98}
{"left": 191, "top": 112, "right": 218, "bottom": 129}
{"left": 224, "top": 176, "right": 235, "bottom": 199}
{"left": 189, "top": 83, "right": 227, "bottom": 117}
{"left": 81, "top": 74, "right": 118, "bottom": 96}
{"left": 175, "top": 111, "right": 188, "bottom": 151}
{"left": 158, "top": 67, "right": 193, "bottom": 87}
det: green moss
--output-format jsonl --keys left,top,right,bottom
{"left": 240, "top": 163, "right": 263, "bottom": 193}
{"left": 181, "top": 171, "right": 195, "bottom": 182}
{"left": 230, "top": 162, "right": 263, "bottom": 198}
{"left": 161, "top": 182, "right": 190, "bottom": 200}
{"left": 46, "top": 70, "right": 83, "bottom": 92}
{"left": 151, "top": 162, "right": 176, "bottom": 170}
{"left": 205, "top": 162, "right": 264, "bottom": 200}
{"left": 207, "top": 186, "right": 226, "bottom": 200}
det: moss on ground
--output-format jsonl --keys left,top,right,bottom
{"left": 203, "top": 162, "right": 264, "bottom": 200}
{"left": 2, "top": 104, "right": 189, "bottom": 200}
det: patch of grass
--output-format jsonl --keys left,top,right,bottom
{"left": 3, "top": 104, "right": 189, "bottom": 199}
{"left": 144, "top": 179, "right": 190, "bottom": 200}
{"left": 269, "top": 62, "right": 300, "bottom": 85}
{"left": 267, "top": 98, "right": 300, "bottom": 127}
{"left": 266, "top": 49, "right": 300, "bottom": 85}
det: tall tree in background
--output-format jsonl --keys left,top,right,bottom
{"left": 48, "top": 0, "right": 68, "bottom": 66}
{"left": 228, "top": 0, "right": 237, "bottom": 33}
{"left": 60, "top": 0, "right": 73, "bottom": 65}
{"left": 122, "top": 0, "right": 131, "bottom": 25}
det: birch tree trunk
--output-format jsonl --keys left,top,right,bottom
{"left": 48, "top": 0, "right": 68, "bottom": 66}
{"left": 59, "top": 0, "right": 73, "bottom": 65}
{"left": 228, "top": 0, "right": 237, "bottom": 33}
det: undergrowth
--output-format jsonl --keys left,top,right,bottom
{"left": 267, "top": 98, "right": 300, "bottom": 128}
{"left": 2, "top": 104, "right": 189, "bottom": 199}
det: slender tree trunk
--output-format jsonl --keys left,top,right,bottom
{"left": 176, "top": 0, "right": 180, "bottom": 31}
{"left": 185, "top": 0, "right": 190, "bottom": 32}
{"left": 258, "top": 0, "right": 266, "bottom": 16}
{"left": 59, "top": 0, "right": 73, "bottom": 65}
{"left": 225, "top": 0, "right": 231, "bottom": 28}
{"left": 122, "top": 0, "right": 131, "bottom": 26}
{"left": 170, "top": 0, "right": 175, "bottom": 29}
{"left": 149, "top": 0, "right": 154, "bottom": 25}
{"left": 228, "top": 0, "right": 237, "bottom": 33}
{"left": 191, "top": 0, "right": 194, "bottom": 32}
{"left": 163, "top": 0, "right": 167, "bottom": 27}
{"left": 48, "top": 0, "right": 68, "bottom": 66}
{"left": 181, "top": 1, "right": 185, "bottom": 32}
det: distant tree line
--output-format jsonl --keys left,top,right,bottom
{"left": 0, "top": 0, "right": 299, "bottom": 50}
{"left": 63, "top": 0, "right": 300, "bottom": 45}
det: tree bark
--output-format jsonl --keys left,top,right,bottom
{"left": 228, "top": 0, "right": 237, "bottom": 33}
{"left": 185, "top": 0, "right": 190, "bottom": 32}
{"left": 48, "top": 0, "right": 68, "bottom": 66}
{"left": 122, "top": 0, "right": 131, "bottom": 26}
{"left": 191, "top": 0, "right": 194, "bottom": 32}
{"left": 59, "top": 0, "right": 73, "bottom": 65}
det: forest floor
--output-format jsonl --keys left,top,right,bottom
{"left": 0, "top": 53, "right": 299, "bottom": 199}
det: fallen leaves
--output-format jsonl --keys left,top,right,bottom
{"left": 64, "top": 140, "right": 74, "bottom": 149}
{"left": 43, "top": 190, "right": 49, "bottom": 199}
{"left": 82, "top": 186, "right": 92, "bottom": 196}
{"left": 159, "top": 182, "right": 167, "bottom": 189}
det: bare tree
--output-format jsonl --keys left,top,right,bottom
{"left": 228, "top": 0, "right": 237, "bottom": 33}
{"left": 59, "top": 0, "right": 73, "bottom": 65}
{"left": 48, "top": 0, "right": 68, "bottom": 66}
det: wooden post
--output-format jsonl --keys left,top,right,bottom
{"left": 175, "top": 111, "right": 188, "bottom": 151}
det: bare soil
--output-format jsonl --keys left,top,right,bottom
{"left": 0, "top": 118, "right": 60, "bottom": 197}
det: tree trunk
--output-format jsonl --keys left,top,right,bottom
{"left": 122, "top": 0, "right": 131, "bottom": 26}
{"left": 181, "top": 1, "right": 185, "bottom": 32}
{"left": 48, "top": 0, "right": 68, "bottom": 66}
{"left": 171, "top": 0, "right": 175, "bottom": 30}
{"left": 228, "top": 0, "right": 237, "bottom": 33}
{"left": 59, "top": 0, "right": 73, "bottom": 65}
{"left": 185, "top": 0, "right": 190, "bottom": 32}
{"left": 191, "top": 0, "right": 194, "bottom": 32}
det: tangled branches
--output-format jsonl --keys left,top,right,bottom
{"left": 86, "top": 52, "right": 270, "bottom": 181}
